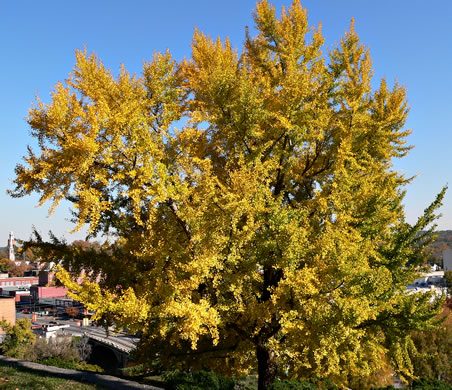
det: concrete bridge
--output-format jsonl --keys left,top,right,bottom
{"left": 79, "top": 331, "right": 138, "bottom": 373}
{"left": 88, "top": 333, "right": 131, "bottom": 368}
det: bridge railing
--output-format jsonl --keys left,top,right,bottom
{"left": 82, "top": 332, "right": 135, "bottom": 354}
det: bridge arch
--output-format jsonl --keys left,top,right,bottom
{"left": 88, "top": 342, "right": 120, "bottom": 373}
{"left": 87, "top": 338, "right": 129, "bottom": 374}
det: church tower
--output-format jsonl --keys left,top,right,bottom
{"left": 8, "top": 232, "right": 15, "bottom": 261}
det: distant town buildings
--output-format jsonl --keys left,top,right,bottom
{"left": 407, "top": 270, "right": 447, "bottom": 301}
{"left": 0, "top": 234, "right": 93, "bottom": 333}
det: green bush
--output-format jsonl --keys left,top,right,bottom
{"left": 270, "top": 379, "right": 317, "bottom": 390}
{"left": 217, "top": 375, "right": 235, "bottom": 390}
{"left": 37, "top": 356, "right": 104, "bottom": 373}
{"left": 163, "top": 370, "right": 235, "bottom": 390}
{"left": 270, "top": 377, "right": 339, "bottom": 390}
{"left": 192, "top": 371, "right": 219, "bottom": 389}
{"left": 163, "top": 370, "right": 200, "bottom": 390}
{"left": 411, "top": 377, "right": 452, "bottom": 389}
{"left": 122, "top": 363, "right": 146, "bottom": 377}
{"left": 72, "top": 361, "right": 103, "bottom": 373}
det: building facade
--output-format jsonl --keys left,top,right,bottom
{"left": 0, "top": 276, "right": 38, "bottom": 288}
{"left": 443, "top": 250, "right": 452, "bottom": 272}
{"left": 0, "top": 296, "right": 16, "bottom": 341}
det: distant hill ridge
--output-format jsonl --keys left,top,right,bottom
{"left": 427, "top": 230, "right": 452, "bottom": 264}
{"left": 1, "top": 231, "right": 451, "bottom": 264}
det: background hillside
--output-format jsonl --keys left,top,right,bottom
{"left": 427, "top": 230, "right": 452, "bottom": 266}
{"left": 1, "top": 230, "right": 451, "bottom": 267}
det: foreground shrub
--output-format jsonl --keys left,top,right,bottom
{"left": 163, "top": 370, "right": 234, "bottom": 390}
{"left": 372, "top": 378, "right": 452, "bottom": 389}
{"left": 411, "top": 377, "right": 452, "bottom": 389}
{"left": 270, "top": 379, "right": 317, "bottom": 390}
{"left": 28, "top": 335, "right": 80, "bottom": 361}
{"left": 122, "top": 363, "right": 147, "bottom": 377}
{"left": 0, "top": 318, "right": 35, "bottom": 358}
{"left": 217, "top": 374, "right": 235, "bottom": 390}
{"left": 270, "top": 377, "right": 338, "bottom": 390}
{"left": 37, "top": 356, "right": 104, "bottom": 373}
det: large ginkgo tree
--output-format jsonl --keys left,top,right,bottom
{"left": 10, "top": 1, "right": 445, "bottom": 388}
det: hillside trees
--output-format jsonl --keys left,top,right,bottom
{"left": 0, "top": 257, "right": 32, "bottom": 277}
{"left": 9, "top": 1, "right": 446, "bottom": 388}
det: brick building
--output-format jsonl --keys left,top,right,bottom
{"left": 0, "top": 297, "right": 16, "bottom": 341}
{"left": 0, "top": 297, "right": 15, "bottom": 325}
{"left": 0, "top": 276, "right": 38, "bottom": 288}
{"left": 0, "top": 289, "right": 32, "bottom": 303}
{"left": 30, "top": 286, "right": 68, "bottom": 301}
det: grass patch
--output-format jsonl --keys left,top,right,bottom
{"left": 0, "top": 364, "right": 106, "bottom": 389}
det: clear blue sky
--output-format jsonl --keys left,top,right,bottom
{"left": 1, "top": 0, "right": 451, "bottom": 243}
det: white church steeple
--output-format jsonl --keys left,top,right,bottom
{"left": 8, "top": 232, "right": 15, "bottom": 261}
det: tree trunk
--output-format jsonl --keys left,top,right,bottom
{"left": 257, "top": 343, "right": 278, "bottom": 390}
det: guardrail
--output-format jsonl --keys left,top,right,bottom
{"left": 83, "top": 332, "right": 135, "bottom": 353}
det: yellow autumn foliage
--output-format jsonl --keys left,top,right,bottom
{"left": 10, "top": 1, "right": 445, "bottom": 388}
